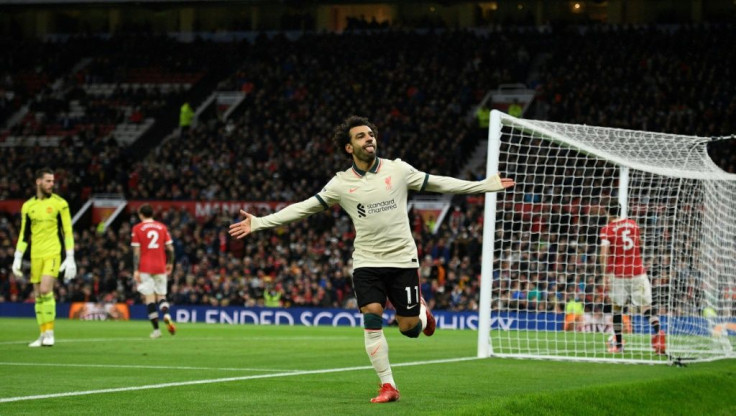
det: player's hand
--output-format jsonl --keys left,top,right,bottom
{"left": 499, "top": 177, "right": 515, "bottom": 189}
{"left": 59, "top": 253, "right": 77, "bottom": 283}
{"left": 165, "top": 264, "right": 173, "bottom": 275}
{"left": 229, "top": 210, "right": 254, "bottom": 239}
{"left": 12, "top": 251, "right": 23, "bottom": 278}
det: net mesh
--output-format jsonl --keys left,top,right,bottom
{"left": 483, "top": 113, "right": 736, "bottom": 363}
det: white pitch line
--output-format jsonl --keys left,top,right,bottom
{"left": 0, "top": 335, "right": 355, "bottom": 346}
{"left": 0, "top": 338, "right": 146, "bottom": 345}
{"left": 0, "top": 356, "right": 481, "bottom": 403}
{"left": 0, "top": 362, "right": 299, "bottom": 373}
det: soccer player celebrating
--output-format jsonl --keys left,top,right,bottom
{"left": 229, "top": 116, "right": 515, "bottom": 403}
{"left": 12, "top": 167, "right": 76, "bottom": 347}
{"left": 131, "top": 204, "right": 176, "bottom": 338}
{"left": 599, "top": 203, "right": 665, "bottom": 354}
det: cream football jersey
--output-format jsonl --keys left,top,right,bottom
{"left": 251, "top": 158, "right": 504, "bottom": 269}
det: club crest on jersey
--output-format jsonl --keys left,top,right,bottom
{"left": 46, "top": 206, "right": 54, "bottom": 214}
{"left": 385, "top": 176, "right": 392, "bottom": 190}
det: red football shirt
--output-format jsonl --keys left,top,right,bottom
{"left": 131, "top": 220, "right": 172, "bottom": 274}
{"left": 600, "top": 218, "right": 646, "bottom": 278}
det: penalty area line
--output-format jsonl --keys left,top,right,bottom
{"left": 0, "top": 356, "right": 481, "bottom": 403}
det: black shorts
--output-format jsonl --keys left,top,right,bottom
{"left": 352, "top": 267, "right": 420, "bottom": 317}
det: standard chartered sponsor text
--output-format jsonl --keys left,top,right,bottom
{"left": 366, "top": 199, "right": 398, "bottom": 214}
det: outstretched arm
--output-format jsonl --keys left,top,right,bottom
{"left": 424, "top": 173, "right": 515, "bottom": 194}
{"left": 229, "top": 210, "right": 255, "bottom": 239}
{"left": 229, "top": 197, "right": 326, "bottom": 239}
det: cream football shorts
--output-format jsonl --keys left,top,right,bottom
{"left": 137, "top": 273, "right": 168, "bottom": 296}
{"left": 608, "top": 273, "right": 652, "bottom": 307}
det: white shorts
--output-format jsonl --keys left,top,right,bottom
{"left": 608, "top": 273, "right": 652, "bottom": 308}
{"left": 137, "top": 273, "right": 168, "bottom": 296}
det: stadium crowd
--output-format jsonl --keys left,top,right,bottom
{"left": 1, "top": 24, "right": 735, "bottom": 314}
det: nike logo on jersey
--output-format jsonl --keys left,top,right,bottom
{"left": 349, "top": 187, "right": 358, "bottom": 193}
{"left": 406, "top": 304, "right": 418, "bottom": 310}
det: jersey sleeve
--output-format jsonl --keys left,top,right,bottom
{"left": 599, "top": 225, "right": 612, "bottom": 246}
{"left": 250, "top": 196, "right": 328, "bottom": 232}
{"left": 15, "top": 202, "right": 29, "bottom": 254}
{"left": 314, "top": 176, "right": 341, "bottom": 208}
{"left": 424, "top": 173, "right": 504, "bottom": 194}
{"left": 396, "top": 159, "right": 430, "bottom": 191}
{"left": 164, "top": 226, "right": 173, "bottom": 245}
{"left": 59, "top": 198, "right": 74, "bottom": 252}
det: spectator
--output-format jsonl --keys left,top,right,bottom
{"left": 179, "top": 101, "right": 194, "bottom": 139}
{"left": 563, "top": 288, "right": 584, "bottom": 332}
{"left": 507, "top": 99, "right": 523, "bottom": 118}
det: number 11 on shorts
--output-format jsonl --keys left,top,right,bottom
{"left": 405, "top": 285, "right": 419, "bottom": 304}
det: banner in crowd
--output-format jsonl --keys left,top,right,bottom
{"left": 162, "top": 307, "right": 719, "bottom": 336}
{"left": 0, "top": 303, "right": 722, "bottom": 336}
{"left": 408, "top": 200, "right": 450, "bottom": 235}
{"left": 581, "top": 312, "right": 614, "bottom": 333}
{"left": 92, "top": 198, "right": 126, "bottom": 225}
{"left": 126, "top": 200, "right": 292, "bottom": 220}
{"left": 166, "top": 306, "right": 489, "bottom": 329}
{"left": 68, "top": 302, "right": 130, "bottom": 320}
{"left": 0, "top": 200, "right": 23, "bottom": 213}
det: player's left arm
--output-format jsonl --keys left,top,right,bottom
{"left": 398, "top": 159, "right": 514, "bottom": 193}
{"left": 165, "top": 242, "right": 174, "bottom": 275}
{"left": 58, "top": 199, "right": 77, "bottom": 282}
{"left": 425, "top": 173, "right": 514, "bottom": 193}
{"left": 59, "top": 199, "right": 74, "bottom": 253}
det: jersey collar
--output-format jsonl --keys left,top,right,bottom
{"left": 351, "top": 158, "right": 381, "bottom": 177}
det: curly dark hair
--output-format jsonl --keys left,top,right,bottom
{"left": 331, "top": 115, "right": 378, "bottom": 156}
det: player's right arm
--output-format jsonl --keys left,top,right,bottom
{"left": 12, "top": 202, "right": 30, "bottom": 277}
{"left": 229, "top": 197, "right": 326, "bottom": 239}
{"left": 599, "top": 226, "right": 611, "bottom": 292}
{"left": 599, "top": 242, "right": 610, "bottom": 291}
{"left": 230, "top": 178, "right": 340, "bottom": 239}
{"left": 132, "top": 245, "right": 141, "bottom": 283}
{"left": 131, "top": 226, "right": 141, "bottom": 283}
{"left": 15, "top": 202, "right": 30, "bottom": 255}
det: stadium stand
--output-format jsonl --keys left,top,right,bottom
{"left": 1, "top": 24, "right": 735, "bottom": 311}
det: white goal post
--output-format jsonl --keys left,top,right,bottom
{"left": 478, "top": 110, "right": 736, "bottom": 364}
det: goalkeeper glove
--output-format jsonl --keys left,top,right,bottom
{"left": 59, "top": 251, "right": 77, "bottom": 283}
{"left": 12, "top": 251, "right": 23, "bottom": 278}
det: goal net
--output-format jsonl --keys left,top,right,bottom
{"left": 477, "top": 110, "right": 736, "bottom": 364}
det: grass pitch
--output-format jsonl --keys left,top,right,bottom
{"left": 1, "top": 318, "right": 735, "bottom": 415}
